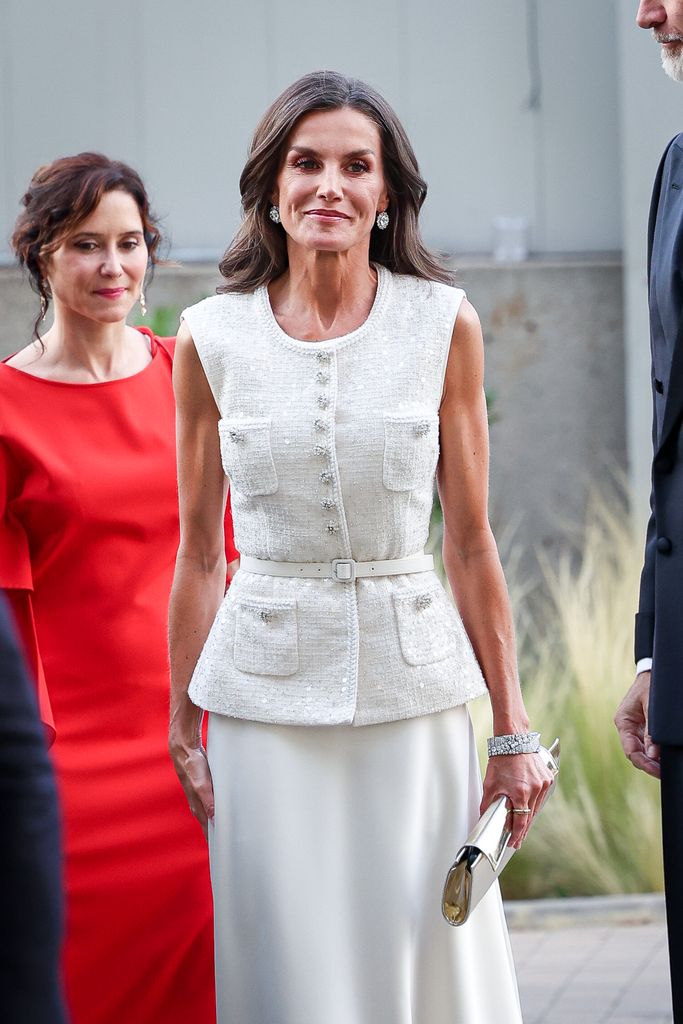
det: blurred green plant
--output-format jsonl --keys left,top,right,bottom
{"left": 464, "top": 493, "right": 663, "bottom": 899}
{"left": 484, "top": 387, "right": 499, "bottom": 427}
{"left": 147, "top": 305, "right": 184, "bottom": 338}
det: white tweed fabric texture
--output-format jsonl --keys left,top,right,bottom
{"left": 181, "top": 267, "right": 488, "bottom": 726}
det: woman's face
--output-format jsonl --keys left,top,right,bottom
{"left": 44, "top": 189, "right": 148, "bottom": 324}
{"left": 273, "top": 107, "right": 389, "bottom": 258}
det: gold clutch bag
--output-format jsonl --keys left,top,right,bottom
{"left": 441, "top": 738, "right": 560, "bottom": 926}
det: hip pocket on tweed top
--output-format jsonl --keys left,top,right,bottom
{"left": 392, "top": 585, "right": 459, "bottom": 666}
{"left": 218, "top": 417, "right": 278, "bottom": 497}
{"left": 233, "top": 597, "right": 299, "bottom": 676}
{"left": 382, "top": 411, "right": 439, "bottom": 491}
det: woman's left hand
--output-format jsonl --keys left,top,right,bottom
{"left": 480, "top": 752, "right": 555, "bottom": 849}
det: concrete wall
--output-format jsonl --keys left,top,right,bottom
{"left": 460, "top": 258, "right": 625, "bottom": 556}
{"left": 0, "top": 0, "right": 620, "bottom": 261}
{"left": 0, "top": 257, "right": 624, "bottom": 565}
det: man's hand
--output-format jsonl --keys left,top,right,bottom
{"left": 614, "top": 671, "right": 661, "bottom": 779}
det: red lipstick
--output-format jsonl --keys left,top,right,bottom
{"left": 305, "top": 209, "right": 349, "bottom": 220}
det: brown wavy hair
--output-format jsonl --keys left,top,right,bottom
{"left": 219, "top": 70, "right": 453, "bottom": 292}
{"left": 11, "top": 152, "right": 162, "bottom": 341}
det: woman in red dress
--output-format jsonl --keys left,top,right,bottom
{"left": 0, "top": 153, "right": 234, "bottom": 1023}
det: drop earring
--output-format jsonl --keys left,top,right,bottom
{"left": 139, "top": 288, "right": 147, "bottom": 318}
{"left": 40, "top": 294, "right": 48, "bottom": 321}
{"left": 269, "top": 205, "right": 281, "bottom": 224}
{"left": 376, "top": 211, "right": 390, "bottom": 231}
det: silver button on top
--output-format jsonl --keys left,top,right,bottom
{"left": 313, "top": 353, "right": 336, "bottom": 532}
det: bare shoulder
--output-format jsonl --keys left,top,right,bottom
{"left": 173, "top": 319, "right": 217, "bottom": 414}
{"left": 450, "top": 297, "right": 483, "bottom": 350}
{"left": 442, "top": 297, "right": 485, "bottom": 400}
{"left": 174, "top": 318, "right": 196, "bottom": 353}
{"left": 173, "top": 320, "right": 203, "bottom": 376}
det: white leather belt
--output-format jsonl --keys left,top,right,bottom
{"left": 240, "top": 553, "right": 434, "bottom": 583}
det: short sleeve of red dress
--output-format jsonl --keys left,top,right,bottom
{"left": 0, "top": 424, "right": 55, "bottom": 741}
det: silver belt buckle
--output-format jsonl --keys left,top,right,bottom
{"left": 331, "top": 558, "right": 356, "bottom": 582}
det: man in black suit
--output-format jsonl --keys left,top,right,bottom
{"left": 615, "top": 3, "right": 683, "bottom": 1020}
{"left": 0, "top": 594, "right": 66, "bottom": 1022}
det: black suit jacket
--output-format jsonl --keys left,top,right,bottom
{"left": 637, "top": 133, "right": 683, "bottom": 745}
{"left": 0, "top": 594, "right": 66, "bottom": 1022}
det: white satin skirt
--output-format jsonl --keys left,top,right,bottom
{"left": 207, "top": 706, "right": 522, "bottom": 1024}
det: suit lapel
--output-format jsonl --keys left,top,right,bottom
{"left": 649, "top": 137, "right": 683, "bottom": 452}
{"left": 648, "top": 141, "right": 671, "bottom": 286}
{"left": 658, "top": 320, "right": 683, "bottom": 451}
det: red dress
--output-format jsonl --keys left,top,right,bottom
{"left": 0, "top": 329, "right": 237, "bottom": 1024}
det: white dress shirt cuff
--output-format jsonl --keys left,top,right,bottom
{"left": 635, "top": 657, "right": 653, "bottom": 676}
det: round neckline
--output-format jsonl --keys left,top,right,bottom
{"left": 258, "top": 264, "right": 391, "bottom": 353}
{"left": 0, "top": 326, "right": 161, "bottom": 388}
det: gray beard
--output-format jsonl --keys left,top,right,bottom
{"left": 662, "top": 46, "right": 683, "bottom": 81}
{"left": 655, "top": 30, "right": 683, "bottom": 82}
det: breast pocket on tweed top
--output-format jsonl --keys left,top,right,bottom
{"left": 233, "top": 597, "right": 299, "bottom": 676}
{"left": 218, "top": 417, "right": 278, "bottom": 496}
{"left": 392, "top": 585, "right": 460, "bottom": 666}
{"left": 382, "top": 411, "right": 439, "bottom": 491}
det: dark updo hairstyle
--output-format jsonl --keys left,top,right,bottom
{"left": 11, "top": 152, "right": 162, "bottom": 341}
{"left": 219, "top": 70, "right": 453, "bottom": 292}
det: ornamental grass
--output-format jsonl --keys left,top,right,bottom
{"left": 434, "top": 491, "right": 664, "bottom": 899}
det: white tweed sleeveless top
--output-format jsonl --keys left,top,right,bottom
{"left": 182, "top": 267, "right": 487, "bottom": 726}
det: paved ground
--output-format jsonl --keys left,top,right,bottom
{"left": 510, "top": 921, "right": 672, "bottom": 1023}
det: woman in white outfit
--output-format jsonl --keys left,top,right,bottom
{"left": 169, "top": 71, "right": 552, "bottom": 1024}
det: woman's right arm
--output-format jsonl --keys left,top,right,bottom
{"left": 168, "top": 322, "right": 228, "bottom": 836}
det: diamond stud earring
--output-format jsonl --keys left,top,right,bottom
{"left": 376, "top": 211, "right": 390, "bottom": 230}
{"left": 269, "top": 205, "right": 281, "bottom": 224}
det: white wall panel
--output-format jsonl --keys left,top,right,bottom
{"left": 398, "top": 1, "right": 536, "bottom": 254}
{"left": 539, "top": 0, "right": 621, "bottom": 251}
{"left": 1, "top": 0, "right": 144, "bottom": 248}
{"left": 0, "top": 0, "right": 628, "bottom": 261}
{"left": 265, "top": 0, "right": 403, "bottom": 100}
{"left": 138, "top": 0, "right": 271, "bottom": 255}
{"left": 0, "top": 1, "right": 14, "bottom": 250}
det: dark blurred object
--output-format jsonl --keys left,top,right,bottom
{"left": 0, "top": 593, "right": 66, "bottom": 1023}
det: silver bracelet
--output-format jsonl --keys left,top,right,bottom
{"left": 487, "top": 731, "right": 541, "bottom": 757}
